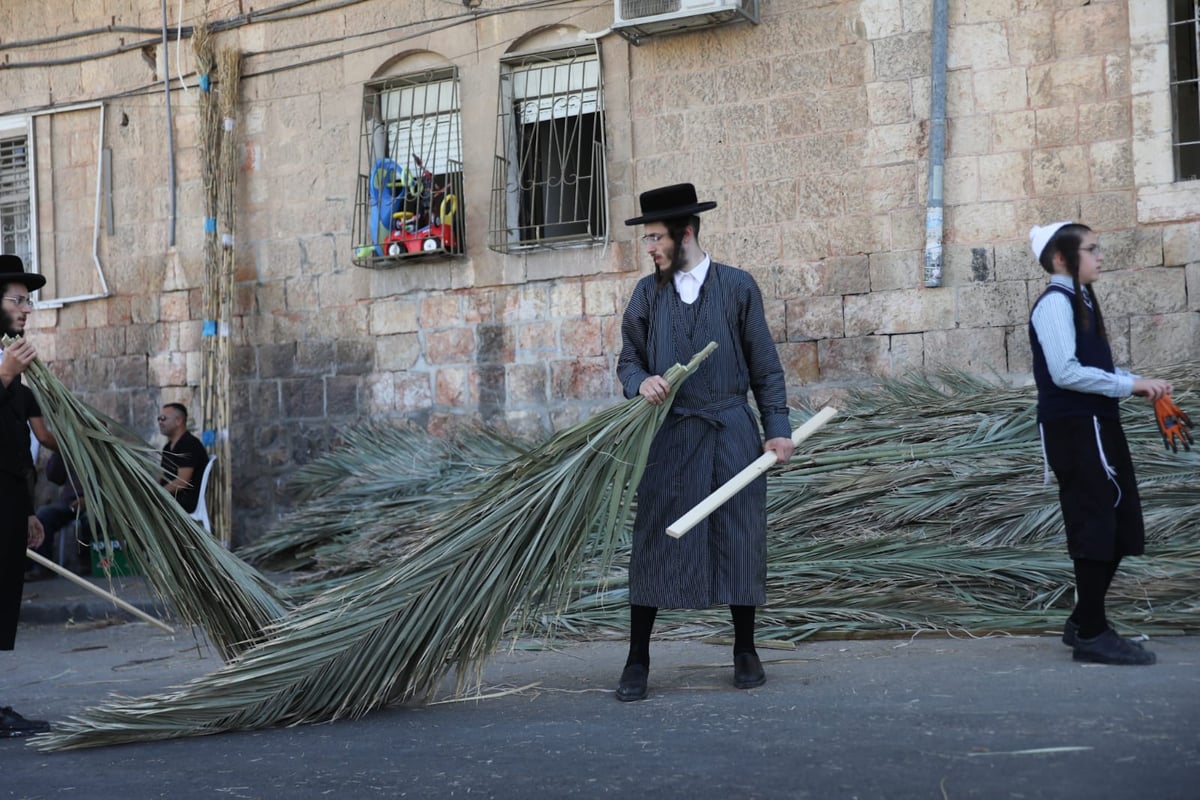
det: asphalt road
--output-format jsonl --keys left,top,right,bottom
{"left": 2, "top": 616, "right": 1198, "bottom": 800}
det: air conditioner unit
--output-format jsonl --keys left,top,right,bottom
{"left": 613, "top": 0, "right": 760, "bottom": 45}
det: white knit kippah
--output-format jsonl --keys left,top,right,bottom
{"left": 1029, "top": 221, "right": 1074, "bottom": 260}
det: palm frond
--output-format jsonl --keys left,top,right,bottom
{"left": 6, "top": 337, "right": 289, "bottom": 658}
{"left": 34, "top": 344, "right": 719, "bottom": 750}
{"left": 238, "top": 424, "right": 520, "bottom": 573}
{"left": 241, "top": 364, "right": 1200, "bottom": 648}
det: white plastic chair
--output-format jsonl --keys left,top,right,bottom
{"left": 189, "top": 456, "right": 217, "bottom": 534}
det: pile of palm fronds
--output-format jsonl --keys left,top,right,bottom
{"left": 6, "top": 337, "right": 288, "bottom": 659}
{"left": 34, "top": 345, "right": 718, "bottom": 750}
{"left": 237, "top": 424, "right": 524, "bottom": 578}
{"left": 244, "top": 365, "right": 1200, "bottom": 643}
{"left": 766, "top": 368, "right": 1200, "bottom": 550}
{"left": 538, "top": 366, "right": 1200, "bottom": 641}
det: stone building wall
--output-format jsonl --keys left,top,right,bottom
{"left": 1, "top": 0, "right": 1196, "bottom": 544}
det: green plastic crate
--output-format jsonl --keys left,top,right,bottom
{"left": 90, "top": 539, "right": 140, "bottom": 577}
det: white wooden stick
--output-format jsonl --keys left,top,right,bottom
{"left": 24, "top": 549, "right": 175, "bottom": 634}
{"left": 666, "top": 406, "right": 838, "bottom": 539}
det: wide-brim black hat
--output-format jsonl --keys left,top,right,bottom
{"left": 624, "top": 183, "right": 717, "bottom": 226}
{"left": 0, "top": 254, "right": 45, "bottom": 291}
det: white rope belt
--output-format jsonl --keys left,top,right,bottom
{"left": 1038, "top": 417, "right": 1122, "bottom": 509}
{"left": 1093, "top": 416, "right": 1122, "bottom": 508}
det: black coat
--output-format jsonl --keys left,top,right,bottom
{"left": 617, "top": 262, "right": 790, "bottom": 608}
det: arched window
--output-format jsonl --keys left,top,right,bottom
{"left": 488, "top": 38, "right": 608, "bottom": 252}
{"left": 353, "top": 56, "right": 465, "bottom": 267}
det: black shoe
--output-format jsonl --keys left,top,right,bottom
{"left": 1073, "top": 629, "right": 1156, "bottom": 666}
{"left": 1065, "top": 621, "right": 1145, "bottom": 651}
{"left": 616, "top": 663, "right": 648, "bottom": 702}
{"left": 0, "top": 707, "right": 50, "bottom": 738}
{"left": 733, "top": 652, "right": 766, "bottom": 689}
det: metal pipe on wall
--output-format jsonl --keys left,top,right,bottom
{"left": 161, "top": 0, "right": 178, "bottom": 247}
{"left": 923, "top": 0, "right": 949, "bottom": 288}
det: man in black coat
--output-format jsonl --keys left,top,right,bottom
{"left": 0, "top": 255, "right": 56, "bottom": 736}
{"left": 614, "top": 184, "right": 795, "bottom": 701}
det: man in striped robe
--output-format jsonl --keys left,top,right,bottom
{"left": 615, "top": 184, "right": 795, "bottom": 701}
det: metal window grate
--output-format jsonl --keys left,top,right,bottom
{"left": 488, "top": 46, "right": 608, "bottom": 253}
{"left": 1168, "top": 0, "right": 1200, "bottom": 180}
{"left": 0, "top": 135, "right": 32, "bottom": 264}
{"left": 352, "top": 68, "right": 466, "bottom": 268}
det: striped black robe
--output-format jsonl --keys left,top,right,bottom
{"left": 617, "top": 262, "right": 790, "bottom": 608}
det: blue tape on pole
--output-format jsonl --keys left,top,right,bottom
{"left": 202, "top": 320, "right": 217, "bottom": 337}
{"left": 199, "top": 74, "right": 211, "bottom": 91}
{"left": 204, "top": 217, "right": 217, "bottom": 233}
{"left": 202, "top": 430, "right": 215, "bottom": 448}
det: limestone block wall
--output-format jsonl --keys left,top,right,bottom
{"left": 626, "top": 0, "right": 1198, "bottom": 387}
{"left": 1, "top": 0, "right": 1196, "bottom": 543}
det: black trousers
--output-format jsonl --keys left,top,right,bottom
{"left": 0, "top": 473, "right": 30, "bottom": 651}
{"left": 1043, "top": 415, "right": 1144, "bottom": 561}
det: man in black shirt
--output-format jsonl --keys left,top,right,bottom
{"left": 0, "top": 255, "right": 57, "bottom": 736}
{"left": 157, "top": 402, "right": 208, "bottom": 513}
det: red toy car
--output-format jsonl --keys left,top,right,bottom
{"left": 383, "top": 193, "right": 459, "bottom": 256}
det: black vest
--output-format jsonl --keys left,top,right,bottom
{"left": 1029, "top": 284, "right": 1119, "bottom": 422}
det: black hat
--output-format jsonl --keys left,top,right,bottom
{"left": 624, "top": 183, "right": 717, "bottom": 226}
{"left": 0, "top": 254, "right": 45, "bottom": 291}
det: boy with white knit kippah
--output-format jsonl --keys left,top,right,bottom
{"left": 1028, "top": 222, "right": 1171, "bottom": 666}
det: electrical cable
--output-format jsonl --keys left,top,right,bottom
{"left": 0, "top": 0, "right": 591, "bottom": 117}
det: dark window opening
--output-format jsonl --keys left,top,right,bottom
{"left": 489, "top": 47, "right": 608, "bottom": 253}
{"left": 1169, "top": 0, "right": 1200, "bottom": 181}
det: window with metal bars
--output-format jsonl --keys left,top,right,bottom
{"left": 352, "top": 68, "right": 465, "bottom": 267}
{"left": 0, "top": 131, "right": 33, "bottom": 270}
{"left": 1170, "top": 0, "right": 1200, "bottom": 180}
{"left": 489, "top": 46, "right": 608, "bottom": 253}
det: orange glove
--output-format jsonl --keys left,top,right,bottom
{"left": 1154, "top": 395, "right": 1194, "bottom": 452}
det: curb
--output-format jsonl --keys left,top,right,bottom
{"left": 20, "top": 576, "right": 174, "bottom": 627}
{"left": 20, "top": 597, "right": 173, "bottom": 626}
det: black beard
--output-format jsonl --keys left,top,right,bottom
{"left": 654, "top": 245, "right": 689, "bottom": 288}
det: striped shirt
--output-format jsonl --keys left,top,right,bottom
{"left": 1030, "top": 275, "right": 1136, "bottom": 398}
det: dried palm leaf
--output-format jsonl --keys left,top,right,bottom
{"left": 524, "top": 367, "right": 1200, "bottom": 641}
{"left": 34, "top": 344, "right": 719, "bottom": 750}
{"left": 5, "top": 337, "right": 288, "bottom": 658}
{"left": 238, "top": 424, "right": 520, "bottom": 572}
{"left": 238, "top": 365, "right": 1200, "bottom": 647}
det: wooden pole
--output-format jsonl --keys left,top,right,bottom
{"left": 24, "top": 549, "right": 175, "bottom": 634}
{"left": 666, "top": 406, "right": 838, "bottom": 539}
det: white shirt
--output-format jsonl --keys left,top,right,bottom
{"left": 673, "top": 254, "right": 711, "bottom": 305}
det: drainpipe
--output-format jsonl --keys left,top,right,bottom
{"left": 161, "top": 0, "right": 177, "bottom": 247}
{"left": 923, "top": 0, "right": 949, "bottom": 288}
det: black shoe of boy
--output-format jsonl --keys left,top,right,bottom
{"left": 0, "top": 707, "right": 50, "bottom": 738}
{"left": 1072, "top": 629, "right": 1156, "bottom": 665}
{"left": 1064, "top": 620, "right": 1146, "bottom": 651}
